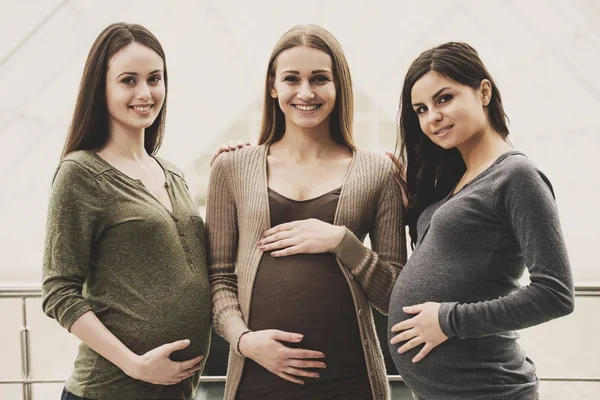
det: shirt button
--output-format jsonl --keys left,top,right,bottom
{"left": 349, "top": 274, "right": 354, "bottom": 280}
{"left": 364, "top": 339, "right": 368, "bottom": 346}
{"left": 173, "top": 216, "right": 179, "bottom": 222}
{"left": 358, "top": 308, "right": 362, "bottom": 316}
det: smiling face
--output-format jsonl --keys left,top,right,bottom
{"left": 411, "top": 71, "right": 492, "bottom": 151}
{"left": 105, "top": 42, "right": 165, "bottom": 137}
{"left": 270, "top": 45, "right": 336, "bottom": 132}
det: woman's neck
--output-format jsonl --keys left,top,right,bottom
{"left": 273, "top": 121, "right": 348, "bottom": 162}
{"left": 99, "top": 125, "right": 148, "bottom": 161}
{"left": 457, "top": 128, "right": 512, "bottom": 174}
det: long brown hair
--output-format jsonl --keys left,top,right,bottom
{"left": 258, "top": 24, "right": 355, "bottom": 149}
{"left": 398, "top": 42, "right": 510, "bottom": 247}
{"left": 61, "top": 23, "right": 168, "bottom": 159}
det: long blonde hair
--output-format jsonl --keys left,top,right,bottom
{"left": 258, "top": 24, "right": 355, "bottom": 149}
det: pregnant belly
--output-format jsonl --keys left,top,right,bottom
{"left": 387, "top": 255, "right": 535, "bottom": 399}
{"left": 99, "top": 275, "right": 212, "bottom": 362}
{"left": 249, "top": 253, "right": 365, "bottom": 371}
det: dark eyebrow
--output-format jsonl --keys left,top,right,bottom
{"left": 116, "top": 69, "right": 163, "bottom": 78}
{"left": 412, "top": 87, "right": 451, "bottom": 108}
{"left": 311, "top": 69, "right": 332, "bottom": 74}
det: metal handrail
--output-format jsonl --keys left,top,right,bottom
{"left": 1, "top": 376, "right": 600, "bottom": 384}
{"left": 2, "top": 283, "right": 598, "bottom": 298}
{"left": 1, "top": 283, "right": 599, "bottom": 400}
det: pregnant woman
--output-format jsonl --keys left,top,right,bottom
{"left": 388, "top": 42, "right": 574, "bottom": 400}
{"left": 206, "top": 24, "right": 406, "bottom": 400}
{"left": 42, "top": 23, "right": 211, "bottom": 399}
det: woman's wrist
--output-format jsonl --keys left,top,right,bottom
{"left": 328, "top": 225, "right": 346, "bottom": 252}
{"left": 118, "top": 351, "right": 143, "bottom": 378}
{"left": 237, "top": 330, "right": 253, "bottom": 357}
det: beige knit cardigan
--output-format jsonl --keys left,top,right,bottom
{"left": 205, "top": 145, "right": 406, "bottom": 400}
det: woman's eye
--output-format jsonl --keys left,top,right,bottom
{"left": 121, "top": 77, "right": 135, "bottom": 85}
{"left": 313, "top": 75, "right": 330, "bottom": 83}
{"left": 438, "top": 94, "right": 453, "bottom": 104}
{"left": 415, "top": 106, "right": 427, "bottom": 115}
{"left": 283, "top": 76, "right": 299, "bottom": 83}
{"left": 148, "top": 76, "right": 162, "bottom": 84}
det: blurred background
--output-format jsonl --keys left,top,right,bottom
{"left": 1, "top": 0, "right": 599, "bottom": 398}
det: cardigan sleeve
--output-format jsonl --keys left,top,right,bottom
{"left": 331, "top": 170, "right": 406, "bottom": 314}
{"left": 41, "top": 160, "right": 105, "bottom": 331}
{"left": 205, "top": 154, "right": 249, "bottom": 353}
{"left": 438, "top": 159, "right": 575, "bottom": 338}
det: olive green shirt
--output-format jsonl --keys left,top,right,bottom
{"left": 42, "top": 150, "right": 211, "bottom": 400}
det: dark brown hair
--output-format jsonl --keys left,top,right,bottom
{"left": 61, "top": 23, "right": 167, "bottom": 159}
{"left": 258, "top": 24, "right": 355, "bottom": 149}
{"left": 398, "top": 42, "right": 510, "bottom": 247}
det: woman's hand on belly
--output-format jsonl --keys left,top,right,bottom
{"left": 390, "top": 302, "right": 448, "bottom": 363}
{"left": 129, "top": 339, "right": 204, "bottom": 385}
{"left": 258, "top": 219, "right": 345, "bottom": 256}
{"left": 239, "top": 329, "right": 327, "bottom": 385}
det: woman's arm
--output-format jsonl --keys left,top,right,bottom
{"left": 42, "top": 161, "right": 102, "bottom": 329}
{"left": 437, "top": 161, "right": 575, "bottom": 339}
{"left": 205, "top": 154, "right": 247, "bottom": 347}
{"left": 330, "top": 171, "right": 407, "bottom": 313}
{"left": 71, "top": 311, "right": 203, "bottom": 384}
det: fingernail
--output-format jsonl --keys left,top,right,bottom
{"left": 398, "top": 348, "right": 404, "bottom": 354}
{"left": 184, "top": 339, "right": 190, "bottom": 345}
{"left": 296, "top": 335, "right": 303, "bottom": 340}
{"left": 402, "top": 307, "right": 408, "bottom": 311}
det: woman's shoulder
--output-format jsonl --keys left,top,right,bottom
{"left": 154, "top": 156, "right": 185, "bottom": 180}
{"left": 212, "top": 144, "right": 267, "bottom": 171}
{"left": 354, "top": 149, "right": 393, "bottom": 166}
{"left": 493, "top": 151, "right": 555, "bottom": 198}
{"left": 57, "top": 150, "right": 110, "bottom": 178}
{"left": 494, "top": 151, "right": 547, "bottom": 182}
{"left": 353, "top": 149, "right": 395, "bottom": 177}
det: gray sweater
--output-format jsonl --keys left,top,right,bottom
{"left": 389, "top": 151, "right": 574, "bottom": 400}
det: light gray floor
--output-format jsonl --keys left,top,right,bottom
{"left": 193, "top": 381, "right": 414, "bottom": 399}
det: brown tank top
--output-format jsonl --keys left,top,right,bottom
{"left": 236, "top": 187, "right": 372, "bottom": 400}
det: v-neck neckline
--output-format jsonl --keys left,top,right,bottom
{"left": 89, "top": 150, "right": 175, "bottom": 216}
{"left": 261, "top": 144, "right": 357, "bottom": 229}
{"left": 447, "top": 150, "right": 524, "bottom": 200}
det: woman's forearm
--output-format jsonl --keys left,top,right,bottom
{"left": 69, "top": 311, "right": 139, "bottom": 376}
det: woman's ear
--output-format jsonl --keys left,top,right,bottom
{"left": 480, "top": 79, "right": 492, "bottom": 106}
{"left": 269, "top": 78, "right": 278, "bottom": 99}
